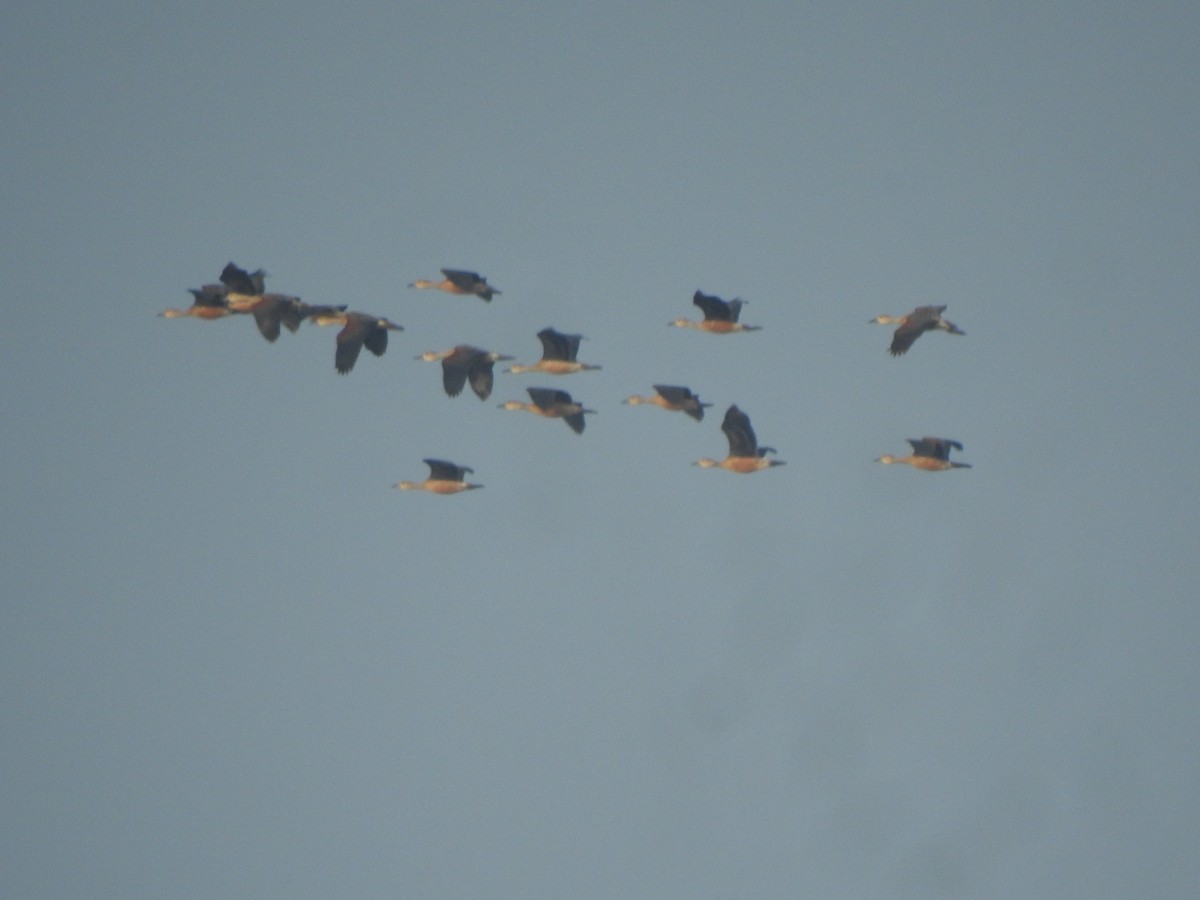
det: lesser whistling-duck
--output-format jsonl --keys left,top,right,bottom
{"left": 876, "top": 437, "right": 971, "bottom": 471}
{"left": 409, "top": 268, "right": 501, "bottom": 301}
{"left": 393, "top": 459, "right": 482, "bottom": 494}
{"left": 160, "top": 284, "right": 232, "bottom": 320}
{"left": 505, "top": 327, "right": 601, "bottom": 374}
{"left": 499, "top": 387, "right": 595, "bottom": 434}
{"left": 417, "top": 345, "right": 514, "bottom": 400}
{"left": 623, "top": 385, "right": 712, "bottom": 421}
{"left": 308, "top": 309, "right": 404, "bottom": 374}
{"left": 694, "top": 405, "right": 786, "bottom": 473}
{"left": 869, "top": 305, "right": 965, "bottom": 356}
{"left": 218, "top": 262, "right": 312, "bottom": 342}
{"left": 671, "top": 290, "right": 761, "bottom": 333}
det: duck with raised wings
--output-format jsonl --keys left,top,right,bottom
{"left": 694, "top": 405, "right": 785, "bottom": 472}
{"left": 671, "top": 290, "right": 761, "bottom": 333}
{"left": 505, "top": 328, "right": 600, "bottom": 374}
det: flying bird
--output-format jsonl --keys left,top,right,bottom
{"left": 876, "top": 437, "right": 971, "bottom": 471}
{"left": 393, "top": 459, "right": 483, "bottom": 494}
{"left": 409, "top": 268, "right": 501, "bottom": 301}
{"left": 623, "top": 385, "right": 712, "bottom": 421}
{"left": 869, "top": 305, "right": 965, "bottom": 356}
{"left": 309, "top": 309, "right": 404, "bottom": 373}
{"left": 218, "top": 261, "right": 313, "bottom": 342}
{"left": 499, "top": 387, "right": 595, "bottom": 434}
{"left": 160, "top": 284, "right": 232, "bottom": 321}
{"left": 694, "top": 405, "right": 785, "bottom": 473}
{"left": 671, "top": 290, "right": 761, "bottom": 333}
{"left": 417, "top": 345, "right": 514, "bottom": 400}
{"left": 505, "top": 327, "right": 600, "bottom": 374}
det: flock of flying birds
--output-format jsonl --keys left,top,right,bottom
{"left": 161, "top": 263, "right": 971, "bottom": 494}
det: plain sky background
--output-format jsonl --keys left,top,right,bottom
{"left": 3, "top": 2, "right": 1199, "bottom": 897}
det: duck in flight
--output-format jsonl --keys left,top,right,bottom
{"left": 505, "top": 328, "right": 600, "bottom": 374}
{"left": 869, "top": 305, "right": 965, "bottom": 356}
{"left": 671, "top": 290, "right": 761, "bottom": 333}
{"left": 393, "top": 459, "right": 482, "bottom": 494}
{"left": 308, "top": 308, "right": 404, "bottom": 373}
{"left": 160, "top": 283, "right": 232, "bottom": 321}
{"left": 499, "top": 387, "right": 595, "bottom": 434}
{"left": 875, "top": 437, "right": 971, "bottom": 471}
{"left": 694, "top": 405, "right": 785, "bottom": 472}
{"left": 623, "top": 385, "right": 712, "bottom": 421}
{"left": 218, "top": 261, "right": 321, "bottom": 342}
{"left": 417, "top": 345, "right": 514, "bottom": 400}
{"left": 409, "top": 268, "right": 501, "bottom": 301}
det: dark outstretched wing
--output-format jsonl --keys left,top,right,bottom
{"left": 536, "top": 327, "right": 580, "bottom": 361}
{"left": 334, "top": 318, "right": 366, "bottom": 373}
{"left": 652, "top": 384, "right": 693, "bottom": 405}
{"left": 441, "top": 356, "right": 470, "bottom": 397}
{"left": 363, "top": 322, "right": 390, "bottom": 358}
{"left": 888, "top": 306, "right": 945, "bottom": 356}
{"left": 692, "top": 290, "right": 742, "bottom": 322}
{"left": 527, "top": 386, "right": 572, "bottom": 411}
{"left": 721, "top": 404, "right": 759, "bottom": 457}
{"left": 907, "top": 437, "right": 962, "bottom": 460}
{"left": 536, "top": 327, "right": 564, "bottom": 360}
{"left": 424, "top": 458, "right": 471, "bottom": 481}
{"left": 652, "top": 385, "right": 708, "bottom": 420}
{"left": 277, "top": 297, "right": 307, "bottom": 333}
{"left": 251, "top": 301, "right": 283, "bottom": 342}
{"left": 562, "top": 412, "right": 587, "bottom": 434}
{"left": 889, "top": 326, "right": 924, "bottom": 356}
{"left": 560, "top": 333, "right": 583, "bottom": 361}
{"left": 912, "top": 305, "right": 947, "bottom": 318}
{"left": 442, "top": 268, "right": 498, "bottom": 300}
{"left": 441, "top": 268, "right": 481, "bottom": 287}
{"left": 188, "top": 284, "right": 229, "bottom": 308}
{"left": 466, "top": 358, "right": 497, "bottom": 400}
{"left": 219, "top": 262, "right": 263, "bottom": 296}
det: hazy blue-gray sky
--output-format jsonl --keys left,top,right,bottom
{"left": 4, "top": 2, "right": 1199, "bottom": 897}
